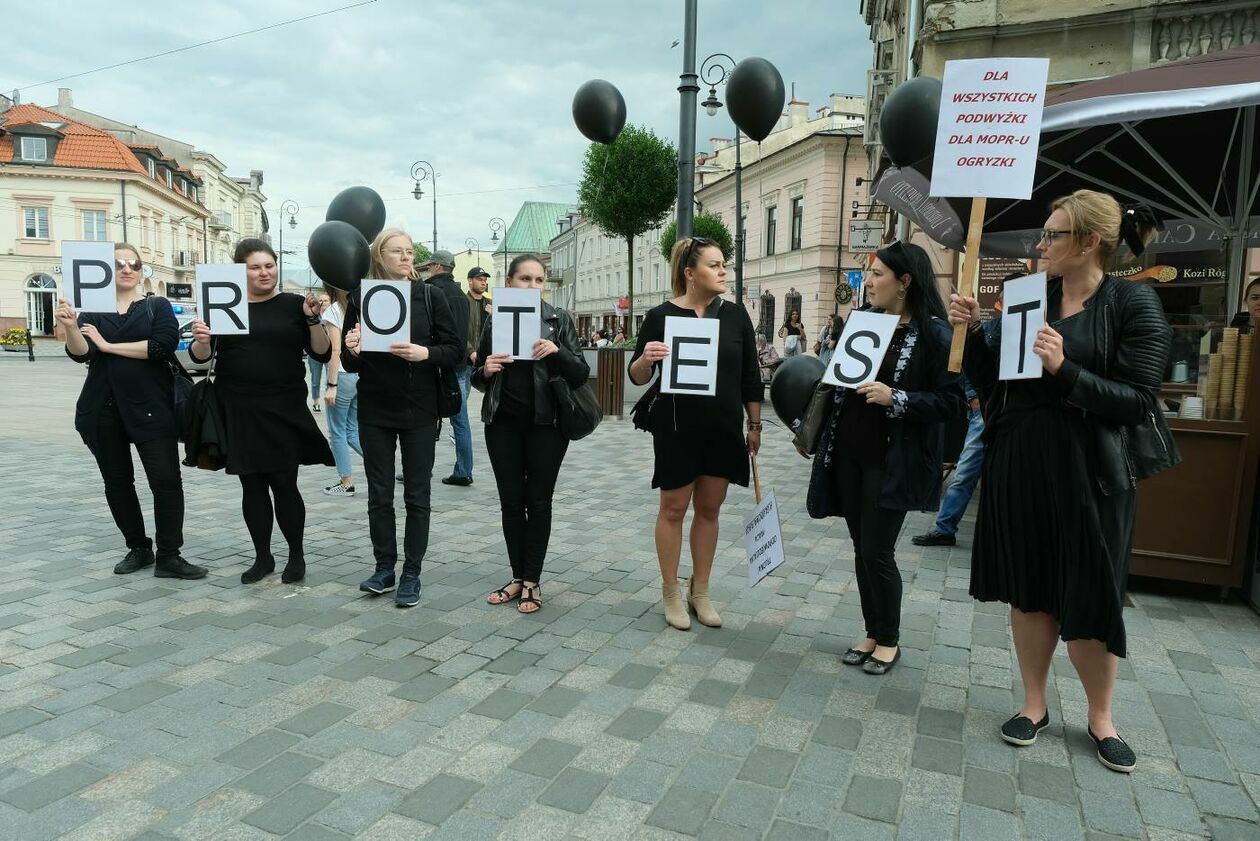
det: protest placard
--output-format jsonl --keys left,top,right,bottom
{"left": 195, "top": 264, "right": 249, "bottom": 335}
{"left": 745, "top": 488, "right": 784, "bottom": 586}
{"left": 360, "top": 280, "right": 411, "bottom": 352}
{"left": 821, "top": 310, "right": 901, "bottom": 388}
{"left": 1000, "top": 272, "right": 1048, "bottom": 380}
{"left": 491, "top": 288, "right": 542, "bottom": 360}
{"left": 661, "top": 316, "right": 720, "bottom": 396}
{"left": 62, "top": 241, "right": 116, "bottom": 313}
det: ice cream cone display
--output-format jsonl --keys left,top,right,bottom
{"left": 1233, "top": 333, "right": 1253, "bottom": 420}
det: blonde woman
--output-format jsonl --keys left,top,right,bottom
{"left": 341, "top": 229, "right": 462, "bottom": 607}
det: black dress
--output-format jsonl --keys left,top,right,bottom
{"left": 969, "top": 292, "right": 1133, "bottom": 657}
{"left": 212, "top": 294, "right": 334, "bottom": 475}
{"left": 631, "top": 300, "right": 761, "bottom": 490}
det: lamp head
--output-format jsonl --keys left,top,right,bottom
{"left": 412, "top": 182, "right": 423, "bottom": 201}
{"left": 702, "top": 87, "right": 722, "bottom": 117}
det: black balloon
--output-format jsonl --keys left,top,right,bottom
{"left": 572, "top": 79, "right": 627, "bottom": 145}
{"left": 726, "top": 57, "right": 786, "bottom": 143}
{"left": 769, "top": 355, "right": 825, "bottom": 429}
{"left": 307, "top": 220, "right": 369, "bottom": 292}
{"left": 878, "top": 76, "right": 942, "bottom": 171}
{"left": 325, "top": 185, "right": 386, "bottom": 243}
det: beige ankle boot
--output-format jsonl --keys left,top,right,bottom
{"left": 688, "top": 579, "right": 722, "bottom": 627}
{"left": 662, "top": 581, "right": 691, "bottom": 630}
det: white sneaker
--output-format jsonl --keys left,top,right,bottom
{"left": 323, "top": 483, "right": 355, "bottom": 496}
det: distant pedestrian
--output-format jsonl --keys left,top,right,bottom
{"left": 756, "top": 332, "right": 780, "bottom": 387}
{"left": 422, "top": 250, "right": 473, "bottom": 487}
{"left": 818, "top": 313, "right": 844, "bottom": 368}
{"left": 779, "top": 309, "right": 806, "bottom": 356}
{"left": 594, "top": 330, "right": 610, "bottom": 348}
{"left": 307, "top": 293, "right": 331, "bottom": 413}
{"left": 613, "top": 328, "right": 626, "bottom": 344}
{"left": 321, "top": 283, "right": 362, "bottom": 497}
{"left": 466, "top": 266, "right": 493, "bottom": 362}
{"left": 473, "top": 254, "right": 588, "bottom": 613}
{"left": 58, "top": 243, "right": 204, "bottom": 580}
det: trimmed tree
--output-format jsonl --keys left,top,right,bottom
{"left": 411, "top": 242, "right": 433, "bottom": 269}
{"left": 659, "top": 211, "right": 734, "bottom": 262}
{"left": 577, "top": 125, "right": 677, "bottom": 336}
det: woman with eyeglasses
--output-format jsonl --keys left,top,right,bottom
{"left": 630, "top": 236, "right": 762, "bottom": 630}
{"left": 800, "top": 241, "right": 964, "bottom": 676}
{"left": 950, "top": 190, "right": 1170, "bottom": 773}
{"left": 779, "top": 309, "right": 806, "bottom": 357}
{"left": 341, "top": 228, "right": 462, "bottom": 608}
{"left": 188, "top": 238, "right": 334, "bottom": 585}
{"left": 56, "top": 243, "right": 204, "bottom": 579}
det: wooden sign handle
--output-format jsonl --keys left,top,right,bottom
{"left": 948, "top": 196, "right": 989, "bottom": 373}
{"left": 751, "top": 453, "right": 762, "bottom": 504}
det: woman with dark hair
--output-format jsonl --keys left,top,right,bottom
{"left": 951, "top": 190, "right": 1172, "bottom": 773}
{"left": 630, "top": 236, "right": 762, "bottom": 630}
{"left": 779, "top": 309, "right": 806, "bottom": 357}
{"left": 1231, "top": 276, "right": 1260, "bottom": 329}
{"left": 188, "top": 238, "right": 334, "bottom": 585}
{"left": 473, "top": 254, "right": 588, "bottom": 613}
{"left": 56, "top": 243, "right": 203, "bottom": 579}
{"left": 800, "top": 241, "right": 964, "bottom": 675}
{"left": 341, "top": 228, "right": 462, "bottom": 608}
{"left": 819, "top": 313, "right": 845, "bottom": 368}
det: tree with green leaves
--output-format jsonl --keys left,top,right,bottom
{"left": 411, "top": 242, "right": 433, "bottom": 269}
{"left": 659, "top": 211, "right": 733, "bottom": 262}
{"left": 577, "top": 125, "right": 677, "bottom": 336}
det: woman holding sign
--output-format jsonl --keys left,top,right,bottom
{"left": 341, "top": 228, "right": 462, "bottom": 608}
{"left": 188, "top": 238, "right": 334, "bottom": 585}
{"left": 58, "top": 243, "right": 204, "bottom": 579}
{"left": 950, "top": 190, "right": 1171, "bottom": 773}
{"left": 471, "top": 254, "right": 588, "bottom": 613}
{"left": 630, "top": 236, "right": 762, "bottom": 631}
{"left": 801, "top": 241, "right": 964, "bottom": 675}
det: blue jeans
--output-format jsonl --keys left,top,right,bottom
{"left": 450, "top": 368, "right": 473, "bottom": 479}
{"left": 934, "top": 407, "right": 986, "bottom": 535}
{"left": 327, "top": 371, "right": 362, "bottom": 478}
{"left": 307, "top": 357, "right": 324, "bottom": 401}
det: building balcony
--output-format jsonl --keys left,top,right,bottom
{"left": 207, "top": 210, "right": 232, "bottom": 231}
{"left": 173, "top": 250, "right": 200, "bottom": 272}
{"left": 1151, "top": 5, "right": 1258, "bottom": 65}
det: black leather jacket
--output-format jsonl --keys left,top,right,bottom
{"left": 965, "top": 274, "right": 1177, "bottom": 495}
{"left": 471, "top": 302, "right": 588, "bottom": 425}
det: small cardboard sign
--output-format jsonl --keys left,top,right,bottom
{"left": 821, "top": 310, "right": 901, "bottom": 387}
{"left": 491, "top": 287, "right": 542, "bottom": 360}
{"left": 745, "top": 490, "right": 785, "bottom": 586}
{"left": 661, "top": 315, "right": 720, "bottom": 396}
{"left": 62, "top": 241, "right": 116, "bottom": 313}
{"left": 195, "top": 264, "right": 249, "bottom": 335}
{"left": 999, "top": 272, "right": 1047, "bottom": 380}
{"left": 360, "top": 280, "right": 411, "bottom": 352}
{"left": 930, "top": 57, "right": 1050, "bottom": 199}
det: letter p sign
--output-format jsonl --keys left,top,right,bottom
{"left": 62, "top": 241, "right": 116, "bottom": 313}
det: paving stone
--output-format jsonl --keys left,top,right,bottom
{"left": 233, "top": 751, "right": 323, "bottom": 797}
{"left": 766, "top": 818, "right": 830, "bottom": 841}
{"left": 959, "top": 803, "right": 1021, "bottom": 840}
{"left": 278, "top": 703, "right": 354, "bottom": 737}
{"left": 911, "top": 735, "right": 964, "bottom": 776}
{"left": 604, "top": 707, "right": 666, "bottom": 741}
{"left": 389, "top": 673, "right": 456, "bottom": 702}
{"left": 0, "top": 762, "right": 108, "bottom": 811}
{"left": 842, "top": 775, "right": 902, "bottom": 823}
{"left": 647, "top": 784, "right": 720, "bottom": 836}
{"left": 689, "top": 678, "right": 741, "bottom": 708}
{"left": 241, "top": 782, "right": 338, "bottom": 834}
{"left": 737, "top": 745, "right": 801, "bottom": 789}
{"left": 962, "top": 766, "right": 1017, "bottom": 812}
{"left": 812, "top": 715, "right": 863, "bottom": 750}
{"left": 97, "top": 680, "right": 180, "bottom": 712}
{"left": 394, "top": 773, "right": 482, "bottom": 824}
{"left": 509, "top": 738, "right": 581, "bottom": 779}
{"left": 537, "top": 767, "right": 610, "bottom": 814}
{"left": 470, "top": 688, "right": 535, "bottom": 721}
{"left": 916, "top": 706, "right": 964, "bottom": 741}
{"left": 1186, "top": 778, "right": 1259, "bottom": 821}
{"left": 1019, "top": 759, "right": 1078, "bottom": 804}
{"left": 528, "top": 686, "right": 586, "bottom": 717}
{"left": 216, "top": 729, "right": 303, "bottom": 770}
{"left": 607, "top": 663, "right": 660, "bottom": 689}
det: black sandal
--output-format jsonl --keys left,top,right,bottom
{"left": 518, "top": 584, "right": 542, "bottom": 614}
{"left": 841, "top": 648, "right": 873, "bottom": 666}
{"left": 487, "top": 579, "right": 523, "bottom": 605}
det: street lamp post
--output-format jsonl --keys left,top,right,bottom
{"left": 488, "top": 217, "right": 506, "bottom": 282}
{"left": 410, "top": 161, "right": 438, "bottom": 252}
{"left": 278, "top": 200, "right": 298, "bottom": 288}
{"left": 675, "top": 0, "right": 699, "bottom": 238}
{"left": 464, "top": 237, "right": 479, "bottom": 256}
{"left": 700, "top": 53, "right": 745, "bottom": 307}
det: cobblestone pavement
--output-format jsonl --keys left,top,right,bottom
{"left": 2, "top": 358, "right": 1260, "bottom": 841}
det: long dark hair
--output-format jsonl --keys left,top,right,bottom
{"left": 874, "top": 241, "right": 947, "bottom": 330}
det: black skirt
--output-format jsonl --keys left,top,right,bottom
{"left": 217, "top": 382, "right": 335, "bottom": 476}
{"left": 651, "top": 426, "right": 749, "bottom": 491}
{"left": 969, "top": 404, "right": 1133, "bottom": 657}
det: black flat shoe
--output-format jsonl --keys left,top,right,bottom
{"left": 1088, "top": 727, "right": 1136, "bottom": 773}
{"left": 1000, "top": 711, "right": 1050, "bottom": 746}
{"left": 841, "top": 648, "right": 873, "bottom": 666}
{"left": 862, "top": 647, "right": 900, "bottom": 675}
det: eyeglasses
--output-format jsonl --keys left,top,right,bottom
{"left": 384, "top": 248, "right": 414, "bottom": 258}
{"left": 116, "top": 259, "right": 142, "bottom": 271}
{"left": 1038, "top": 229, "right": 1072, "bottom": 242}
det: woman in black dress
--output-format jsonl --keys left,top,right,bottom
{"left": 630, "top": 237, "right": 762, "bottom": 630}
{"left": 473, "top": 254, "right": 589, "bottom": 613}
{"left": 951, "top": 190, "right": 1170, "bottom": 773}
{"left": 188, "top": 238, "right": 334, "bottom": 585}
{"left": 800, "top": 242, "right": 964, "bottom": 675}
{"left": 779, "top": 309, "right": 806, "bottom": 357}
{"left": 57, "top": 243, "right": 204, "bottom": 579}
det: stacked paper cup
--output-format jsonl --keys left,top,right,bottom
{"left": 1181, "top": 396, "right": 1204, "bottom": 419}
{"left": 1205, "top": 353, "right": 1222, "bottom": 419}
{"left": 1219, "top": 328, "right": 1239, "bottom": 419}
{"left": 1234, "top": 332, "right": 1253, "bottom": 420}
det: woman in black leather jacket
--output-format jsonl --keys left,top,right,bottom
{"left": 472, "top": 254, "right": 589, "bottom": 613}
{"left": 950, "top": 190, "right": 1172, "bottom": 774}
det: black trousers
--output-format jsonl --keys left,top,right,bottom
{"left": 485, "top": 413, "right": 568, "bottom": 582}
{"left": 92, "top": 399, "right": 184, "bottom": 559}
{"left": 362, "top": 421, "right": 436, "bottom": 576}
{"left": 833, "top": 454, "right": 907, "bottom": 647}
{"left": 238, "top": 469, "right": 304, "bottom": 561}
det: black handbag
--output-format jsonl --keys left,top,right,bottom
{"left": 144, "top": 298, "right": 195, "bottom": 441}
{"left": 550, "top": 376, "right": 602, "bottom": 440}
{"left": 423, "top": 284, "right": 462, "bottom": 418}
{"left": 181, "top": 349, "right": 228, "bottom": 471}
{"left": 792, "top": 380, "right": 836, "bottom": 455}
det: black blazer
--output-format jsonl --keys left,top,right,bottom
{"left": 428, "top": 273, "right": 470, "bottom": 371}
{"left": 67, "top": 296, "right": 180, "bottom": 452}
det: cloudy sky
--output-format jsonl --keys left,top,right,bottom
{"left": 4, "top": 0, "right": 871, "bottom": 271}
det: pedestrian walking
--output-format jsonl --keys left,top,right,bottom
{"left": 321, "top": 284, "right": 361, "bottom": 497}
{"left": 950, "top": 190, "right": 1172, "bottom": 773}
{"left": 422, "top": 250, "right": 472, "bottom": 487}
{"left": 466, "top": 266, "right": 493, "bottom": 362}
{"left": 818, "top": 313, "right": 844, "bottom": 368}
{"left": 58, "top": 243, "right": 204, "bottom": 579}
{"left": 341, "top": 228, "right": 462, "bottom": 608}
{"left": 800, "top": 241, "right": 964, "bottom": 675}
{"left": 473, "top": 254, "right": 589, "bottom": 613}
{"left": 630, "top": 236, "right": 762, "bottom": 631}
{"left": 188, "top": 238, "right": 334, "bottom": 585}
{"left": 779, "top": 309, "right": 806, "bottom": 357}
{"left": 307, "top": 293, "right": 331, "bottom": 413}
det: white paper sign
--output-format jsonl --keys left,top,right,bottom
{"left": 195, "top": 264, "right": 249, "bottom": 335}
{"left": 930, "top": 57, "right": 1050, "bottom": 199}
{"left": 360, "top": 280, "right": 411, "bottom": 352}
{"left": 745, "top": 490, "right": 785, "bottom": 586}
{"left": 822, "top": 310, "right": 901, "bottom": 387}
{"left": 62, "top": 241, "right": 116, "bottom": 313}
{"left": 662, "top": 316, "right": 720, "bottom": 396}
{"left": 1000, "top": 272, "right": 1047, "bottom": 380}
{"left": 492, "top": 288, "right": 542, "bottom": 360}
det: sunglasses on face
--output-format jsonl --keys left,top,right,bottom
{"left": 116, "top": 259, "right": 142, "bottom": 271}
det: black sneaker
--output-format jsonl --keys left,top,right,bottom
{"left": 1000, "top": 711, "right": 1050, "bottom": 746}
{"left": 154, "top": 555, "right": 208, "bottom": 580}
{"left": 359, "top": 568, "right": 396, "bottom": 595}
{"left": 441, "top": 475, "right": 473, "bottom": 486}
{"left": 911, "top": 531, "right": 957, "bottom": 547}
{"left": 395, "top": 575, "right": 421, "bottom": 607}
{"left": 114, "top": 547, "right": 155, "bottom": 575}
{"left": 1088, "top": 727, "right": 1137, "bottom": 773}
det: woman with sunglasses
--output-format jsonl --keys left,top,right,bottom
{"left": 800, "top": 241, "right": 964, "bottom": 675}
{"left": 188, "top": 238, "right": 334, "bottom": 585}
{"left": 56, "top": 244, "right": 204, "bottom": 579}
{"left": 630, "top": 236, "right": 762, "bottom": 630}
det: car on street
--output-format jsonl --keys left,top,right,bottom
{"left": 174, "top": 317, "right": 211, "bottom": 375}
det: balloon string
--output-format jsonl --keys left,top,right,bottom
{"left": 593, "top": 143, "right": 613, "bottom": 205}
